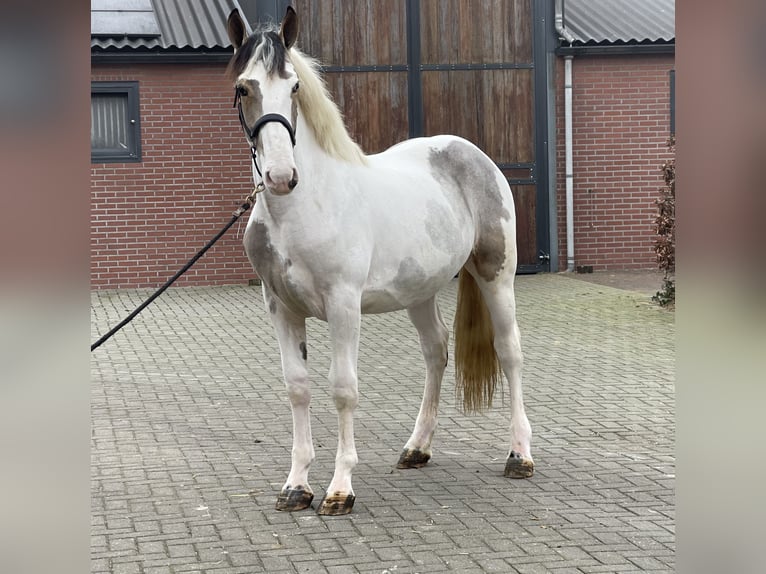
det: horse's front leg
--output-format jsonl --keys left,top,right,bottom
{"left": 317, "top": 293, "right": 361, "bottom": 516}
{"left": 268, "top": 292, "right": 315, "bottom": 511}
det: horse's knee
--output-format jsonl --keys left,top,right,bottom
{"left": 330, "top": 375, "right": 358, "bottom": 410}
{"left": 332, "top": 387, "right": 358, "bottom": 411}
{"left": 285, "top": 374, "right": 311, "bottom": 407}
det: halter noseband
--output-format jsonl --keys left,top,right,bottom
{"left": 249, "top": 113, "right": 296, "bottom": 146}
{"left": 233, "top": 89, "right": 296, "bottom": 180}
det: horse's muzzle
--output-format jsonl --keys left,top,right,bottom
{"left": 265, "top": 167, "right": 299, "bottom": 195}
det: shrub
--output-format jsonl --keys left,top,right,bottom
{"left": 653, "top": 136, "right": 675, "bottom": 307}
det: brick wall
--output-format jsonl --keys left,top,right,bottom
{"left": 555, "top": 54, "right": 675, "bottom": 271}
{"left": 91, "top": 63, "right": 256, "bottom": 288}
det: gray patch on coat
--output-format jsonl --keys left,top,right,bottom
{"left": 244, "top": 221, "right": 278, "bottom": 282}
{"left": 394, "top": 257, "right": 427, "bottom": 292}
{"left": 244, "top": 221, "right": 306, "bottom": 314}
{"left": 268, "top": 297, "right": 277, "bottom": 314}
{"left": 299, "top": 341, "right": 307, "bottom": 361}
{"left": 424, "top": 199, "right": 458, "bottom": 254}
{"left": 391, "top": 258, "right": 448, "bottom": 305}
{"left": 427, "top": 141, "right": 512, "bottom": 281}
{"left": 238, "top": 79, "right": 264, "bottom": 136}
{"left": 361, "top": 289, "right": 403, "bottom": 313}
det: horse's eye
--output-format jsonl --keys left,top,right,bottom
{"left": 237, "top": 86, "right": 248, "bottom": 97}
{"left": 292, "top": 82, "right": 300, "bottom": 94}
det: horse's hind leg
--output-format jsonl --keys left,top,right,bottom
{"left": 471, "top": 269, "right": 534, "bottom": 478}
{"left": 270, "top": 294, "right": 316, "bottom": 511}
{"left": 398, "top": 296, "right": 449, "bottom": 468}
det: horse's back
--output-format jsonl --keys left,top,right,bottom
{"left": 376, "top": 135, "right": 518, "bottom": 282}
{"left": 373, "top": 135, "right": 515, "bottom": 218}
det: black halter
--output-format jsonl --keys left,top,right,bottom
{"left": 233, "top": 88, "right": 296, "bottom": 179}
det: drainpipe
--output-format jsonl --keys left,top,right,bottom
{"left": 563, "top": 56, "right": 574, "bottom": 272}
{"left": 555, "top": 0, "right": 576, "bottom": 272}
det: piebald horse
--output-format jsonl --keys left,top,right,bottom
{"left": 226, "top": 7, "right": 533, "bottom": 515}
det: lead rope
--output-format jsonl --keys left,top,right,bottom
{"left": 93, "top": 90, "right": 287, "bottom": 351}
{"left": 90, "top": 183, "right": 265, "bottom": 352}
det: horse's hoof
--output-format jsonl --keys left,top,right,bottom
{"left": 275, "top": 486, "right": 314, "bottom": 511}
{"left": 316, "top": 492, "right": 355, "bottom": 515}
{"left": 504, "top": 451, "right": 534, "bottom": 478}
{"left": 397, "top": 448, "right": 431, "bottom": 469}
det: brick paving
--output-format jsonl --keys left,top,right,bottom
{"left": 91, "top": 274, "right": 675, "bottom": 573}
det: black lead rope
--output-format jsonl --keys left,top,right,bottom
{"left": 92, "top": 93, "right": 296, "bottom": 352}
{"left": 90, "top": 186, "right": 263, "bottom": 352}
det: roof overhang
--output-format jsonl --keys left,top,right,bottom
{"left": 91, "top": 49, "right": 233, "bottom": 65}
{"left": 556, "top": 42, "right": 675, "bottom": 57}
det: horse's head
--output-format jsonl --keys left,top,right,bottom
{"left": 227, "top": 7, "right": 300, "bottom": 196}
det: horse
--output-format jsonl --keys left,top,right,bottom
{"left": 225, "top": 6, "right": 533, "bottom": 515}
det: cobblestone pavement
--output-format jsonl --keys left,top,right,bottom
{"left": 91, "top": 274, "right": 675, "bottom": 573}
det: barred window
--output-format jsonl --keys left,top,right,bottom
{"left": 91, "top": 82, "right": 141, "bottom": 163}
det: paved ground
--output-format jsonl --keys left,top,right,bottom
{"left": 91, "top": 273, "right": 675, "bottom": 573}
{"left": 564, "top": 270, "right": 665, "bottom": 297}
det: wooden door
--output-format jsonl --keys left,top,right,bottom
{"left": 294, "top": 0, "right": 410, "bottom": 152}
{"left": 417, "top": 0, "right": 539, "bottom": 268}
{"left": 293, "top": 0, "right": 546, "bottom": 270}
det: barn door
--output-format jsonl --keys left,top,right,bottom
{"left": 414, "top": 0, "right": 547, "bottom": 271}
{"left": 293, "top": 0, "right": 549, "bottom": 271}
{"left": 294, "top": 0, "right": 411, "bottom": 151}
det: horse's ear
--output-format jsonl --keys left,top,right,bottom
{"left": 280, "top": 6, "right": 298, "bottom": 49}
{"left": 227, "top": 9, "right": 248, "bottom": 51}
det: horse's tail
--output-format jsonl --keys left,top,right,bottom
{"left": 454, "top": 269, "right": 501, "bottom": 413}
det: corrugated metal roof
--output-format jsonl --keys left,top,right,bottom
{"left": 91, "top": 0, "right": 241, "bottom": 51}
{"left": 564, "top": 0, "right": 675, "bottom": 44}
{"left": 92, "top": 0, "right": 161, "bottom": 38}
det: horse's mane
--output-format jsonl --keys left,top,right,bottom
{"left": 290, "top": 48, "right": 367, "bottom": 165}
{"left": 227, "top": 27, "right": 367, "bottom": 166}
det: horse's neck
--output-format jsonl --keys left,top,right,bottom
{"left": 293, "top": 113, "right": 337, "bottom": 184}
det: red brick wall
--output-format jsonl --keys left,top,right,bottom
{"left": 555, "top": 54, "right": 675, "bottom": 271}
{"left": 91, "top": 63, "right": 256, "bottom": 288}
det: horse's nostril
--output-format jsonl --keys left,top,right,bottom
{"left": 289, "top": 168, "right": 299, "bottom": 189}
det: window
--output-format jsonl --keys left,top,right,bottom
{"left": 91, "top": 81, "right": 141, "bottom": 163}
